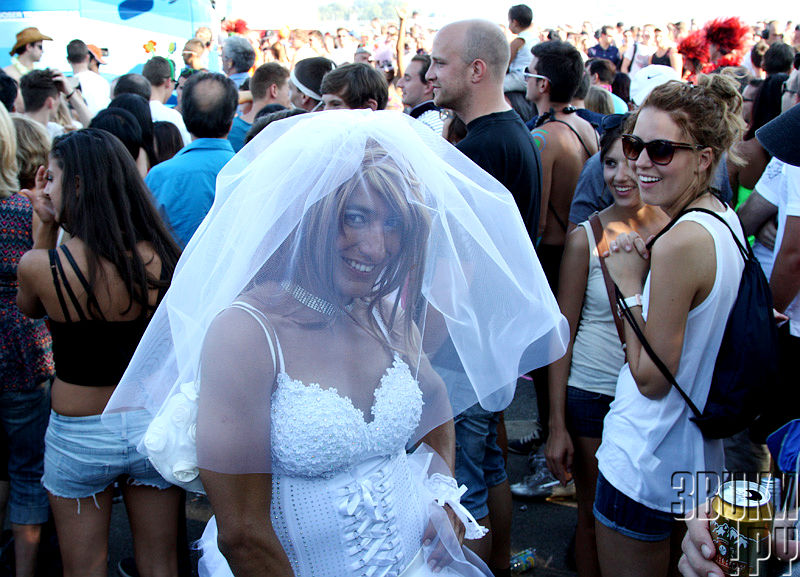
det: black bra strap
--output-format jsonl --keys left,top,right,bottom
{"left": 48, "top": 249, "right": 72, "bottom": 323}
{"left": 52, "top": 247, "right": 88, "bottom": 321}
{"left": 60, "top": 245, "right": 93, "bottom": 293}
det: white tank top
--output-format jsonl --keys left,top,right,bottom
{"left": 509, "top": 29, "right": 536, "bottom": 74}
{"left": 567, "top": 221, "right": 625, "bottom": 396}
{"left": 597, "top": 207, "right": 745, "bottom": 513}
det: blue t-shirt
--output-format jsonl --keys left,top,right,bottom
{"left": 587, "top": 44, "right": 621, "bottom": 68}
{"left": 227, "top": 115, "right": 252, "bottom": 153}
{"left": 145, "top": 138, "right": 234, "bottom": 246}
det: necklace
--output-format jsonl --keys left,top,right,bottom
{"left": 281, "top": 280, "right": 347, "bottom": 316}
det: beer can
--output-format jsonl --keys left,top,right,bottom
{"left": 709, "top": 480, "right": 773, "bottom": 576}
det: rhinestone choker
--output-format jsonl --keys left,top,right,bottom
{"left": 281, "top": 280, "right": 345, "bottom": 316}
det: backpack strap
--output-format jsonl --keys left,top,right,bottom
{"left": 676, "top": 207, "right": 749, "bottom": 262}
{"left": 535, "top": 111, "right": 595, "bottom": 158}
{"left": 229, "top": 301, "right": 285, "bottom": 376}
{"left": 588, "top": 213, "right": 626, "bottom": 348}
{"left": 535, "top": 111, "right": 596, "bottom": 233}
{"left": 615, "top": 287, "right": 702, "bottom": 419}
{"left": 616, "top": 207, "right": 750, "bottom": 423}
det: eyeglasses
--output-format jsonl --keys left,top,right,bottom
{"left": 782, "top": 81, "right": 798, "bottom": 96}
{"left": 523, "top": 71, "right": 549, "bottom": 82}
{"left": 621, "top": 134, "right": 706, "bottom": 165}
{"left": 439, "top": 109, "right": 455, "bottom": 121}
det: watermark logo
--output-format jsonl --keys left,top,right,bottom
{"left": 671, "top": 472, "right": 800, "bottom": 576}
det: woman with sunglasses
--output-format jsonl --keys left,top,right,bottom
{"left": 593, "top": 75, "right": 746, "bottom": 577}
{"left": 545, "top": 114, "right": 668, "bottom": 577}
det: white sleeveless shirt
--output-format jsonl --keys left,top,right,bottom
{"left": 508, "top": 29, "right": 536, "bottom": 74}
{"left": 596, "top": 207, "right": 745, "bottom": 513}
{"left": 567, "top": 221, "right": 626, "bottom": 396}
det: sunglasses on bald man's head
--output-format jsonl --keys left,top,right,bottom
{"left": 621, "top": 134, "right": 706, "bottom": 165}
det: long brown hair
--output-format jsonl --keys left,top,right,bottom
{"left": 50, "top": 129, "right": 182, "bottom": 319}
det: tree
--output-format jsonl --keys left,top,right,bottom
{"left": 318, "top": 2, "right": 352, "bottom": 21}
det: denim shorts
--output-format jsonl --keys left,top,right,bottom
{"left": 43, "top": 410, "right": 172, "bottom": 500}
{"left": 593, "top": 472, "right": 678, "bottom": 542}
{"left": 565, "top": 386, "right": 614, "bottom": 439}
{"left": 0, "top": 384, "right": 51, "bottom": 524}
{"left": 454, "top": 403, "right": 507, "bottom": 520}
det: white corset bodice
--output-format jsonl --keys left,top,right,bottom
{"left": 271, "top": 451, "right": 426, "bottom": 577}
{"left": 270, "top": 356, "right": 424, "bottom": 478}
{"left": 197, "top": 304, "right": 491, "bottom": 577}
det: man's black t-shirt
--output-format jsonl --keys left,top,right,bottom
{"left": 456, "top": 109, "right": 542, "bottom": 240}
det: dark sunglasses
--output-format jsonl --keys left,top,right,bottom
{"left": 621, "top": 134, "right": 705, "bottom": 165}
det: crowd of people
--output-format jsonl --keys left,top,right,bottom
{"left": 0, "top": 5, "right": 798, "bottom": 577}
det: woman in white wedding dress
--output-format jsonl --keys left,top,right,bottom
{"left": 104, "top": 111, "right": 569, "bottom": 577}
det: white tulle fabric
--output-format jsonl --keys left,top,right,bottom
{"left": 104, "top": 110, "right": 568, "bottom": 478}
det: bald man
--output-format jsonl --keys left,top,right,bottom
{"left": 426, "top": 20, "right": 543, "bottom": 577}
{"left": 145, "top": 72, "right": 237, "bottom": 246}
{"left": 427, "top": 20, "right": 542, "bottom": 239}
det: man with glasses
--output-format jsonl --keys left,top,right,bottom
{"left": 143, "top": 56, "right": 191, "bottom": 146}
{"left": 526, "top": 41, "right": 598, "bottom": 288}
{"left": 511, "top": 40, "right": 598, "bottom": 499}
{"left": 4, "top": 27, "right": 51, "bottom": 82}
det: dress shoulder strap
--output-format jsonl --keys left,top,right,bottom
{"left": 229, "top": 301, "right": 285, "bottom": 375}
{"left": 579, "top": 219, "right": 597, "bottom": 260}
{"left": 371, "top": 306, "right": 394, "bottom": 344}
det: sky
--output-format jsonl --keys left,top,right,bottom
{"left": 229, "top": 0, "right": 795, "bottom": 30}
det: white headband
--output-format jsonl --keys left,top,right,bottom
{"left": 290, "top": 68, "right": 322, "bottom": 101}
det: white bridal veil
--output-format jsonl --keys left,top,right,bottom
{"left": 104, "top": 110, "right": 568, "bottom": 480}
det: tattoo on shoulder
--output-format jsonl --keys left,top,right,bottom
{"left": 532, "top": 129, "right": 548, "bottom": 151}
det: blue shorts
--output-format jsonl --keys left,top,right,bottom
{"left": 593, "top": 472, "right": 678, "bottom": 542}
{"left": 565, "top": 386, "right": 613, "bottom": 439}
{"left": 454, "top": 403, "right": 507, "bottom": 520}
{"left": 43, "top": 410, "right": 172, "bottom": 500}
{"left": 0, "top": 384, "right": 51, "bottom": 525}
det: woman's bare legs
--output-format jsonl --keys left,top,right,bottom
{"left": 573, "top": 436, "right": 602, "bottom": 577}
{"left": 122, "top": 482, "right": 181, "bottom": 577}
{"left": 596, "top": 520, "right": 670, "bottom": 577}
{"left": 596, "top": 518, "right": 686, "bottom": 577}
{"left": 49, "top": 487, "right": 114, "bottom": 577}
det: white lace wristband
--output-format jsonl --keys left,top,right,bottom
{"left": 424, "top": 473, "right": 489, "bottom": 539}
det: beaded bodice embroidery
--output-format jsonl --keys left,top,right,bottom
{"left": 271, "top": 357, "right": 424, "bottom": 478}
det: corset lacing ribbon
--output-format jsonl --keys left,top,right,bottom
{"left": 339, "top": 468, "right": 403, "bottom": 577}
